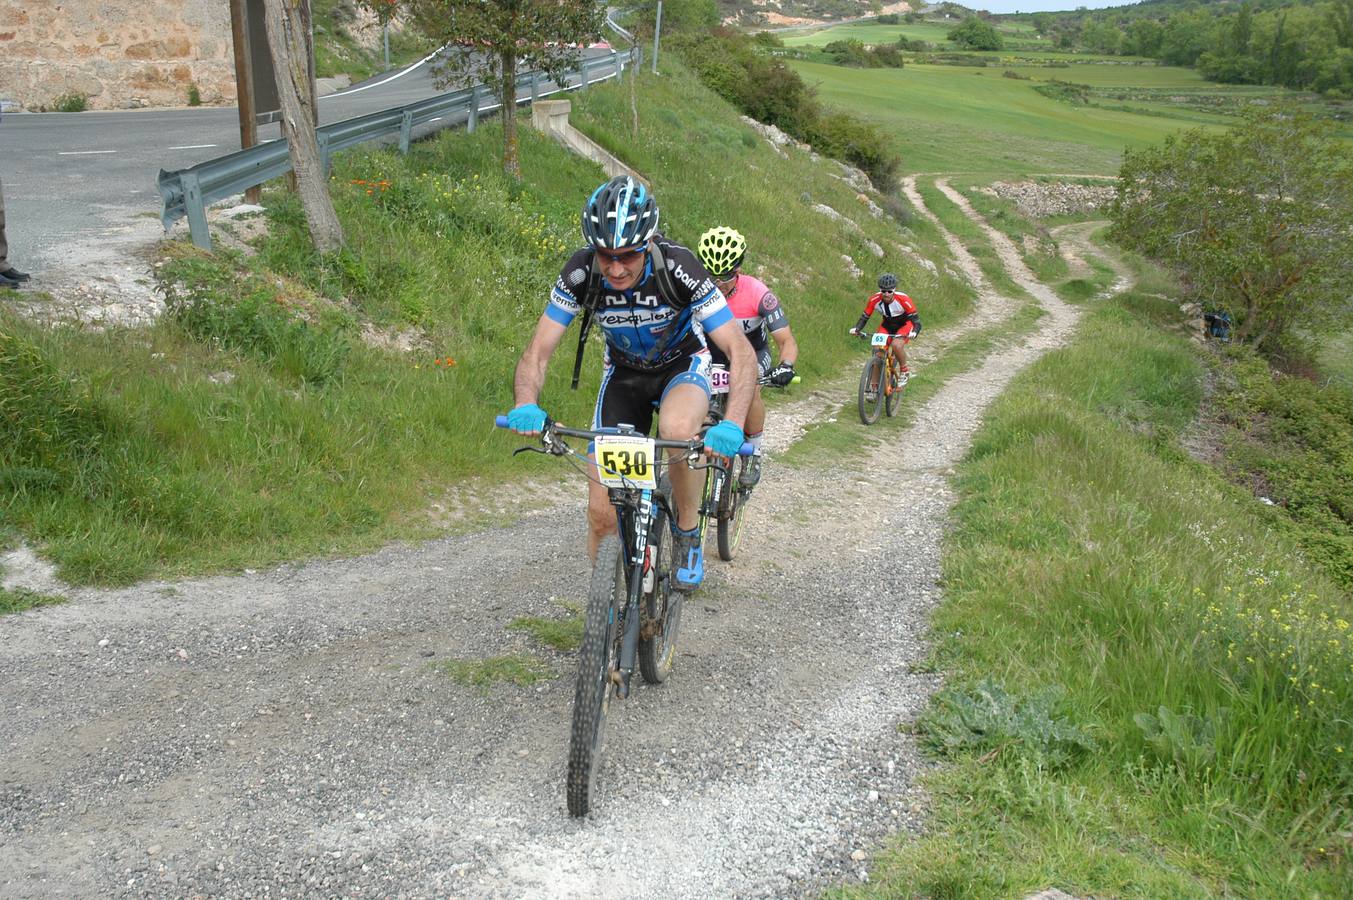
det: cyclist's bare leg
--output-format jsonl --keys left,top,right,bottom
{"left": 657, "top": 382, "right": 710, "bottom": 533}
{"left": 586, "top": 457, "right": 618, "bottom": 560}
{"left": 891, "top": 339, "right": 908, "bottom": 375}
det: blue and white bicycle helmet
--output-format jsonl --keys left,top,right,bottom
{"left": 581, "top": 176, "right": 659, "bottom": 250}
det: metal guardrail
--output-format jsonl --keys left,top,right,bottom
{"left": 160, "top": 47, "right": 640, "bottom": 250}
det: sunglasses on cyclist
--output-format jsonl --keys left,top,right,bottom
{"left": 595, "top": 247, "right": 646, "bottom": 265}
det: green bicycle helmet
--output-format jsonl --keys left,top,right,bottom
{"left": 697, "top": 226, "right": 747, "bottom": 279}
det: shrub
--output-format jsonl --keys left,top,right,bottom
{"left": 159, "top": 256, "right": 352, "bottom": 386}
{"left": 948, "top": 17, "right": 1005, "bottom": 51}
{"left": 187, "top": 83, "right": 202, "bottom": 106}
{"left": 52, "top": 92, "right": 88, "bottom": 113}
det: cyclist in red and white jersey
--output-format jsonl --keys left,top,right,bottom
{"left": 850, "top": 272, "right": 920, "bottom": 392}
{"left": 697, "top": 226, "right": 799, "bottom": 487}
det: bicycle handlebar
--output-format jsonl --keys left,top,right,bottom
{"left": 494, "top": 416, "right": 754, "bottom": 457}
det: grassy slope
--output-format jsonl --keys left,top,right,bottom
{"left": 834, "top": 273, "right": 1352, "bottom": 897}
{"left": 786, "top": 59, "right": 1233, "bottom": 175}
{"left": 0, "top": 59, "right": 969, "bottom": 586}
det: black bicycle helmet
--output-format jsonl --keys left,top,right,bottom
{"left": 697, "top": 226, "right": 747, "bottom": 278}
{"left": 581, "top": 175, "right": 659, "bottom": 250}
{"left": 878, "top": 272, "right": 898, "bottom": 292}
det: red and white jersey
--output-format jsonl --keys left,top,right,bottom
{"left": 863, "top": 291, "right": 917, "bottom": 322}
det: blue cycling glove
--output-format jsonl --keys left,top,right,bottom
{"left": 704, "top": 420, "right": 746, "bottom": 457}
{"left": 507, "top": 403, "right": 548, "bottom": 433}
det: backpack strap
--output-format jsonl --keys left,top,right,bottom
{"left": 569, "top": 254, "right": 605, "bottom": 390}
{"left": 641, "top": 239, "right": 695, "bottom": 365}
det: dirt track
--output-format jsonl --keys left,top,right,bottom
{"left": 1, "top": 179, "right": 1128, "bottom": 899}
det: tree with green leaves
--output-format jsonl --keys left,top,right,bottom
{"left": 948, "top": 17, "right": 1003, "bottom": 51}
{"left": 404, "top": 0, "right": 605, "bottom": 179}
{"left": 1111, "top": 106, "right": 1353, "bottom": 354}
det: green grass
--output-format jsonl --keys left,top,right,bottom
{"left": 781, "top": 301, "right": 1045, "bottom": 468}
{"left": 312, "top": 0, "right": 426, "bottom": 82}
{"left": 781, "top": 20, "right": 1047, "bottom": 51}
{"left": 435, "top": 654, "right": 554, "bottom": 691}
{"left": 911, "top": 178, "right": 1025, "bottom": 298}
{"left": 508, "top": 602, "right": 583, "bottom": 652}
{"left": 950, "top": 178, "right": 1069, "bottom": 285}
{"left": 0, "top": 58, "right": 972, "bottom": 586}
{"left": 843, "top": 290, "right": 1353, "bottom": 897}
{"left": 785, "top": 60, "right": 1246, "bottom": 176}
{"left": 0, "top": 586, "right": 66, "bottom": 615}
{"left": 1316, "top": 330, "right": 1353, "bottom": 387}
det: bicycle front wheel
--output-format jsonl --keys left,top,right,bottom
{"left": 639, "top": 507, "right": 682, "bottom": 683}
{"left": 567, "top": 534, "right": 625, "bottom": 818}
{"left": 858, "top": 355, "right": 885, "bottom": 425}
{"left": 716, "top": 459, "right": 748, "bottom": 562}
{"left": 886, "top": 360, "right": 905, "bottom": 417}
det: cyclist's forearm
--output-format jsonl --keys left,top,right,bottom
{"left": 723, "top": 339, "right": 758, "bottom": 429}
{"left": 513, "top": 352, "right": 549, "bottom": 406}
{"left": 773, "top": 328, "right": 798, "bottom": 366}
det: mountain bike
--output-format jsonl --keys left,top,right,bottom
{"left": 705, "top": 364, "right": 800, "bottom": 561}
{"left": 495, "top": 415, "right": 750, "bottom": 818}
{"left": 853, "top": 331, "right": 908, "bottom": 425}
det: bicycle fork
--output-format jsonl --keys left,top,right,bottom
{"left": 614, "top": 490, "right": 654, "bottom": 700}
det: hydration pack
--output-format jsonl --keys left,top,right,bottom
{"left": 570, "top": 239, "right": 691, "bottom": 389}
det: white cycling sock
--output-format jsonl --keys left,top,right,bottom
{"left": 748, "top": 431, "right": 764, "bottom": 455}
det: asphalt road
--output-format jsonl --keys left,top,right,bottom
{"left": 0, "top": 47, "right": 617, "bottom": 275}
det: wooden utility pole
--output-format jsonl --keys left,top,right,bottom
{"left": 228, "top": 0, "right": 261, "bottom": 203}
{"left": 261, "top": 0, "right": 343, "bottom": 252}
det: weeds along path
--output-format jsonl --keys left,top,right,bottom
{"left": 3, "top": 182, "right": 1088, "bottom": 899}
{"left": 1049, "top": 219, "right": 1136, "bottom": 298}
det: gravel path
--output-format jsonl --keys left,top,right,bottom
{"left": 1, "top": 180, "right": 1121, "bottom": 899}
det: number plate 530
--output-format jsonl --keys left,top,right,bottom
{"left": 595, "top": 435, "right": 657, "bottom": 488}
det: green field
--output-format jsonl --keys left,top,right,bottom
{"left": 782, "top": 18, "right": 1050, "bottom": 51}
{"left": 786, "top": 59, "right": 1241, "bottom": 175}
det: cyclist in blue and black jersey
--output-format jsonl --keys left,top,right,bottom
{"left": 508, "top": 176, "right": 758, "bottom": 591}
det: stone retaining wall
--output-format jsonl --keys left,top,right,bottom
{"left": 0, "top": 0, "right": 235, "bottom": 110}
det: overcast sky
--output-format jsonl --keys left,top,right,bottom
{"left": 964, "top": 0, "right": 1138, "bottom": 12}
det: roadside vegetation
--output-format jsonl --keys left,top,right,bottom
{"left": 313, "top": 0, "right": 427, "bottom": 82}
{"left": 840, "top": 265, "right": 1352, "bottom": 897}
{"left": 0, "top": 58, "right": 966, "bottom": 587}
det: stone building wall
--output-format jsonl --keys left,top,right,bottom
{"left": 0, "top": 0, "right": 236, "bottom": 110}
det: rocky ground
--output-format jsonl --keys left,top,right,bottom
{"left": 0, "top": 178, "right": 1130, "bottom": 898}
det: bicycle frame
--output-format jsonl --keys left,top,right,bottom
{"left": 497, "top": 417, "right": 739, "bottom": 696}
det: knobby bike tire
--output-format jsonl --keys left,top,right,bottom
{"left": 858, "top": 355, "right": 885, "bottom": 425}
{"left": 716, "top": 457, "right": 749, "bottom": 561}
{"left": 638, "top": 505, "right": 681, "bottom": 684}
{"left": 886, "top": 359, "right": 905, "bottom": 417}
{"left": 566, "top": 534, "right": 625, "bottom": 818}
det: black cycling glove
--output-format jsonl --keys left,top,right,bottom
{"left": 768, "top": 362, "right": 796, "bottom": 387}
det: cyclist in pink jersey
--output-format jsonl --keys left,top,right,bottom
{"left": 697, "top": 226, "right": 800, "bottom": 487}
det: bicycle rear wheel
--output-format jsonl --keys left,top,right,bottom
{"left": 858, "top": 356, "right": 885, "bottom": 425}
{"left": 567, "top": 534, "right": 625, "bottom": 817}
{"left": 885, "top": 361, "right": 905, "bottom": 417}
{"left": 639, "top": 506, "right": 682, "bottom": 683}
{"left": 716, "top": 459, "right": 748, "bottom": 561}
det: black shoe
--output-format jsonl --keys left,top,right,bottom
{"left": 0, "top": 271, "right": 18, "bottom": 289}
{"left": 0, "top": 267, "right": 29, "bottom": 283}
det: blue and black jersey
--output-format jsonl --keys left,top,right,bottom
{"left": 548, "top": 234, "right": 732, "bottom": 371}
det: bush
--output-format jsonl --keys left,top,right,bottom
{"left": 876, "top": 13, "right": 900, "bottom": 25}
{"left": 52, "top": 93, "right": 88, "bottom": 113}
{"left": 187, "top": 83, "right": 202, "bottom": 106}
{"left": 948, "top": 17, "right": 1004, "bottom": 51}
{"left": 672, "top": 29, "right": 901, "bottom": 190}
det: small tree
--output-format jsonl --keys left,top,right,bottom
{"left": 262, "top": 0, "right": 344, "bottom": 252}
{"left": 948, "top": 18, "right": 1004, "bottom": 51}
{"left": 1110, "top": 106, "right": 1353, "bottom": 353}
{"left": 406, "top": 0, "right": 605, "bottom": 179}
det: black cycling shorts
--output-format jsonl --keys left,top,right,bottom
{"left": 591, "top": 347, "right": 712, "bottom": 434}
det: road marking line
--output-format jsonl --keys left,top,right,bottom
{"left": 58, "top": 150, "right": 117, "bottom": 155}
{"left": 169, "top": 144, "right": 218, "bottom": 150}
{"left": 323, "top": 47, "right": 439, "bottom": 98}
